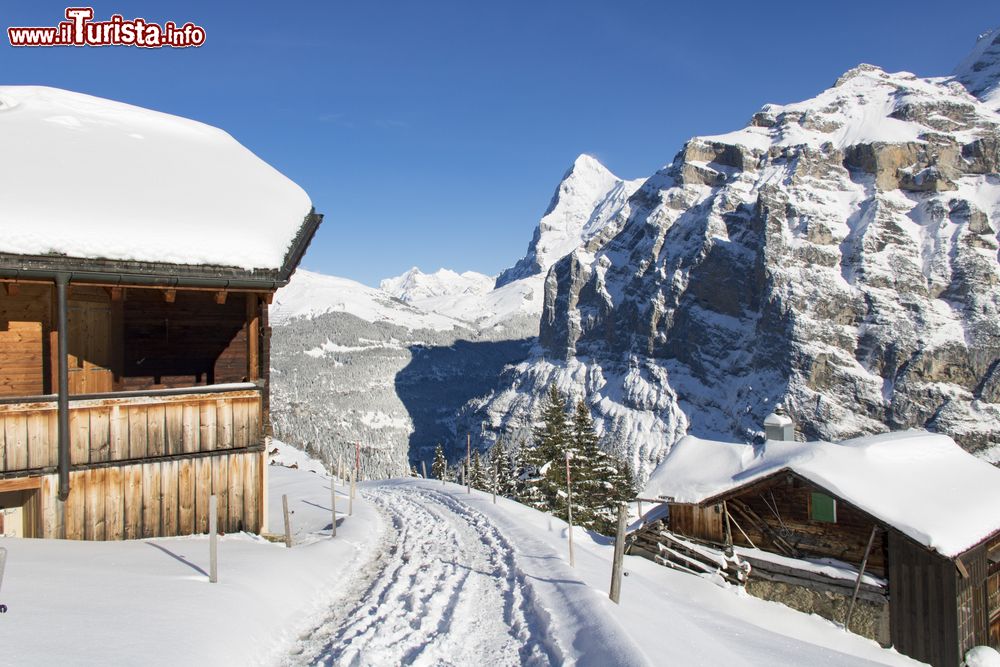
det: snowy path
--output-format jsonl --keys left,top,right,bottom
{"left": 289, "top": 484, "right": 562, "bottom": 666}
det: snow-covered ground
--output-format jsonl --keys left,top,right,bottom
{"left": 0, "top": 445, "right": 377, "bottom": 666}
{"left": 1, "top": 444, "right": 921, "bottom": 666}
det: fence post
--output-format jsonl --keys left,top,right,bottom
{"left": 209, "top": 495, "right": 218, "bottom": 583}
{"left": 281, "top": 493, "right": 292, "bottom": 549}
{"left": 609, "top": 503, "right": 627, "bottom": 603}
{"left": 330, "top": 479, "right": 337, "bottom": 538}
{"left": 492, "top": 463, "right": 497, "bottom": 505}
{"left": 421, "top": 460, "right": 428, "bottom": 480}
{"left": 349, "top": 469, "right": 355, "bottom": 516}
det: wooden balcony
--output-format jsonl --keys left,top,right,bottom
{"left": 0, "top": 384, "right": 263, "bottom": 475}
{"left": 0, "top": 384, "right": 265, "bottom": 539}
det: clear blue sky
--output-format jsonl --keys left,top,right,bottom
{"left": 3, "top": 2, "right": 995, "bottom": 285}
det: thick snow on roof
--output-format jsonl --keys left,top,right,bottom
{"left": 642, "top": 430, "right": 1000, "bottom": 558}
{"left": 0, "top": 86, "right": 312, "bottom": 270}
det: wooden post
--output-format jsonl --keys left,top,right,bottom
{"left": 355, "top": 442, "right": 360, "bottom": 482}
{"left": 460, "top": 465, "right": 465, "bottom": 489}
{"left": 466, "top": 434, "right": 471, "bottom": 494}
{"left": 845, "top": 525, "right": 879, "bottom": 632}
{"left": 281, "top": 494, "right": 292, "bottom": 549}
{"left": 338, "top": 454, "right": 343, "bottom": 481}
{"left": 638, "top": 499, "right": 643, "bottom": 522}
{"left": 421, "top": 460, "right": 428, "bottom": 480}
{"left": 349, "top": 470, "right": 354, "bottom": 517}
{"left": 208, "top": 495, "right": 218, "bottom": 583}
{"left": 566, "top": 451, "right": 575, "bottom": 567}
{"left": 609, "top": 504, "right": 627, "bottom": 603}
{"left": 492, "top": 461, "right": 497, "bottom": 505}
{"left": 722, "top": 501, "right": 734, "bottom": 549}
{"left": 330, "top": 480, "right": 337, "bottom": 538}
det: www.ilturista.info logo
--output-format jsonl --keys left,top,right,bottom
{"left": 7, "top": 7, "right": 206, "bottom": 48}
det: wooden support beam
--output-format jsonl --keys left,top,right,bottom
{"left": 4, "top": 283, "right": 19, "bottom": 297}
{"left": 261, "top": 292, "right": 274, "bottom": 305}
{"left": 104, "top": 286, "right": 124, "bottom": 301}
{"left": 247, "top": 295, "right": 260, "bottom": 381}
{"left": 214, "top": 290, "right": 228, "bottom": 305}
{"left": 164, "top": 289, "right": 176, "bottom": 304}
{"left": 955, "top": 556, "right": 970, "bottom": 579}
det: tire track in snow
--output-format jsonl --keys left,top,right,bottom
{"left": 288, "top": 485, "right": 559, "bottom": 667}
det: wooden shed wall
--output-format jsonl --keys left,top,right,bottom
{"left": 668, "top": 503, "right": 725, "bottom": 543}
{"left": 888, "top": 530, "right": 960, "bottom": 667}
{"left": 30, "top": 449, "right": 264, "bottom": 539}
{"left": 724, "top": 476, "right": 887, "bottom": 575}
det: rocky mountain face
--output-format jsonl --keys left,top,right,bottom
{"left": 497, "top": 154, "right": 644, "bottom": 287}
{"left": 471, "top": 35, "right": 1000, "bottom": 482}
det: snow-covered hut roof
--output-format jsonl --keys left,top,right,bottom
{"left": 642, "top": 430, "right": 1000, "bottom": 559}
{"left": 0, "top": 86, "right": 315, "bottom": 274}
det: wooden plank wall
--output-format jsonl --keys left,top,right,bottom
{"left": 888, "top": 530, "right": 960, "bottom": 667}
{"left": 0, "top": 285, "right": 52, "bottom": 397}
{"left": 39, "top": 449, "right": 263, "bottom": 540}
{"left": 0, "top": 390, "right": 261, "bottom": 474}
{"left": 669, "top": 503, "right": 725, "bottom": 543}
{"left": 724, "top": 477, "right": 888, "bottom": 575}
{"left": 122, "top": 290, "right": 248, "bottom": 390}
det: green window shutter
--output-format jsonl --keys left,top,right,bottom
{"left": 810, "top": 492, "right": 837, "bottom": 523}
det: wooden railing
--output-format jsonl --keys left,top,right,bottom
{"left": 0, "top": 384, "right": 263, "bottom": 475}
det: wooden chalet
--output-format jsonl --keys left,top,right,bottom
{"left": 0, "top": 86, "right": 323, "bottom": 542}
{"left": 636, "top": 417, "right": 1000, "bottom": 667}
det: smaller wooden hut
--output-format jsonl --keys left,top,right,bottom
{"left": 638, "top": 427, "right": 1000, "bottom": 667}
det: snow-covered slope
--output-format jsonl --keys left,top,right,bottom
{"left": 473, "top": 29, "right": 1000, "bottom": 483}
{"left": 0, "top": 86, "right": 311, "bottom": 270}
{"left": 271, "top": 269, "right": 469, "bottom": 331}
{"left": 497, "top": 154, "right": 644, "bottom": 287}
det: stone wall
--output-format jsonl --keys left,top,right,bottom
{"left": 746, "top": 578, "right": 891, "bottom": 646}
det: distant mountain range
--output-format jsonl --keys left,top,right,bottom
{"left": 270, "top": 27, "right": 1000, "bottom": 481}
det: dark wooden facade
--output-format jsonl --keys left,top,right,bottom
{"left": 663, "top": 470, "right": 1000, "bottom": 666}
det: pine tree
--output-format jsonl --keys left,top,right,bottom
{"left": 431, "top": 443, "right": 448, "bottom": 481}
{"left": 570, "top": 401, "right": 637, "bottom": 534}
{"left": 522, "top": 385, "right": 573, "bottom": 515}
{"left": 470, "top": 450, "right": 486, "bottom": 489}
{"left": 492, "top": 437, "right": 523, "bottom": 499}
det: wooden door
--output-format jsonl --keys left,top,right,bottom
{"left": 68, "top": 295, "right": 113, "bottom": 394}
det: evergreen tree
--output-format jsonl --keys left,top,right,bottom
{"left": 492, "top": 437, "right": 522, "bottom": 499}
{"left": 470, "top": 450, "right": 486, "bottom": 489}
{"left": 522, "top": 385, "right": 573, "bottom": 515}
{"left": 431, "top": 443, "right": 448, "bottom": 480}
{"left": 571, "top": 400, "right": 637, "bottom": 534}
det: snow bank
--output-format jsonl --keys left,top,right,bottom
{"left": 966, "top": 646, "right": 1000, "bottom": 667}
{"left": 0, "top": 86, "right": 312, "bottom": 270}
{"left": 643, "top": 430, "right": 1000, "bottom": 557}
{"left": 1, "top": 455, "right": 380, "bottom": 666}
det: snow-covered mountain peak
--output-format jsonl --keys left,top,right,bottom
{"left": 702, "top": 61, "right": 992, "bottom": 159}
{"left": 953, "top": 26, "right": 1000, "bottom": 111}
{"left": 380, "top": 266, "right": 495, "bottom": 303}
{"left": 496, "top": 154, "right": 643, "bottom": 287}
{"left": 270, "top": 269, "right": 470, "bottom": 331}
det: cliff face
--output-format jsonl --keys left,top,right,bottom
{"left": 475, "top": 49, "right": 1000, "bottom": 481}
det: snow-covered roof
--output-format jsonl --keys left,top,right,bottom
{"left": 0, "top": 86, "right": 313, "bottom": 271}
{"left": 642, "top": 430, "right": 1000, "bottom": 558}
